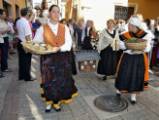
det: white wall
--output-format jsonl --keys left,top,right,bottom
{"left": 32, "top": 0, "right": 58, "bottom": 7}
{"left": 80, "top": 0, "right": 128, "bottom": 30}
{"left": 32, "top": 0, "right": 42, "bottom": 7}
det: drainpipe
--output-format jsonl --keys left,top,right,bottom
{"left": 25, "top": 0, "right": 27, "bottom": 7}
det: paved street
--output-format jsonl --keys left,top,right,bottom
{"left": 0, "top": 53, "right": 159, "bottom": 120}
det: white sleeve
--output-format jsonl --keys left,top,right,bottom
{"left": 119, "top": 40, "right": 126, "bottom": 50}
{"left": 98, "top": 32, "right": 104, "bottom": 51}
{"left": 0, "top": 36, "right": 4, "bottom": 43}
{"left": 118, "top": 32, "right": 127, "bottom": 50}
{"left": 60, "top": 26, "right": 72, "bottom": 51}
{"left": 143, "top": 33, "right": 153, "bottom": 52}
{"left": 33, "top": 26, "right": 44, "bottom": 43}
{"left": 24, "top": 22, "right": 32, "bottom": 37}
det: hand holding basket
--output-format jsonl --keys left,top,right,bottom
{"left": 125, "top": 38, "right": 147, "bottom": 52}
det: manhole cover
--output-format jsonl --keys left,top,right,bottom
{"left": 94, "top": 95, "right": 128, "bottom": 112}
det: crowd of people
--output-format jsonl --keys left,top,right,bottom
{"left": 0, "top": 0, "right": 159, "bottom": 113}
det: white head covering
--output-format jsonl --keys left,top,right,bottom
{"left": 128, "top": 16, "right": 143, "bottom": 29}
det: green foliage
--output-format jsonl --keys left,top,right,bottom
{"left": 127, "top": 38, "right": 144, "bottom": 43}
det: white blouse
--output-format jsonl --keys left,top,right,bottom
{"left": 98, "top": 29, "right": 120, "bottom": 51}
{"left": 0, "top": 19, "right": 9, "bottom": 43}
{"left": 33, "top": 20, "right": 72, "bottom": 52}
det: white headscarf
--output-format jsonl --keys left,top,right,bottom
{"left": 128, "top": 16, "right": 143, "bottom": 29}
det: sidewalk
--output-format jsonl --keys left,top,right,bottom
{"left": 0, "top": 54, "right": 159, "bottom": 120}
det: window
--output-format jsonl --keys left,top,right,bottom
{"left": 115, "top": 5, "right": 135, "bottom": 20}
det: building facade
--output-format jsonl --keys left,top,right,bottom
{"left": 73, "top": 0, "right": 129, "bottom": 30}
{"left": 32, "top": 0, "right": 66, "bottom": 19}
{"left": 0, "top": 0, "right": 32, "bottom": 19}
{"left": 70, "top": 0, "right": 159, "bottom": 30}
{"left": 129, "top": 0, "right": 159, "bottom": 19}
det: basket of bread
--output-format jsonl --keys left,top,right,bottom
{"left": 125, "top": 38, "right": 147, "bottom": 51}
{"left": 22, "top": 41, "right": 56, "bottom": 55}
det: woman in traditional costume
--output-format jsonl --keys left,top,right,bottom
{"left": 97, "top": 19, "right": 120, "bottom": 80}
{"left": 33, "top": 5, "right": 78, "bottom": 112}
{"left": 82, "top": 20, "right": 96, "bottom": 50}
{"left": 115, "top": 16, "right": 151, "bottom": 104}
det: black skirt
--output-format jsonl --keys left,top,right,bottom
{"left": 82, "top": 36, "right": 93, "bottom": 50}
{"left": 70, "top": 50, "right": 77, "bottom": 75}
{"left": 115, "top": 53, "right": 145, "bottom": 93}
{"left": 40, "top": 52, "right": 78, "bottom": 104}
{"left": 97, "top": 46, "right": 118, "bottom": 76}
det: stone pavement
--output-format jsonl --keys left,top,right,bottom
{"left": 0, "top": 54, "right": 159, "bottom": 120}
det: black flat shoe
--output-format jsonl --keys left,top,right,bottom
{"left": 45, "top": 105, "right": 52, "bottom": 113}
{"left": 102, "top": 76, "right": 107, "bottom": 81}
{"left": 45, "top": 109, "right": 51, "bottom": 113}
{"left": 130, "top": 100, "right": 136, "bottom": 105}
{"left": 116, "top": 93, "right": 121, "bottom": 97}
{"left": 54, "top": 108, "right": 61, "bottom": 112}
{"left": 53, "top": 104, "right": 61, "bottom": 112}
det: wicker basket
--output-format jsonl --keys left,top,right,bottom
{"left": 22, "top": 41, "right": 55, "bottom": 55}
{"left": 125, "top": 41, "right": 147, "bottom": 51}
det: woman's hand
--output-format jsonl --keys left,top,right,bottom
{"left": 52, "top": 47, "right": 60, "bottom": 52}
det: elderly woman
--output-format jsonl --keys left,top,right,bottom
{"left": 33, "top": 5, "right": 78, "bottom": 112}
{"left": 115, "top": 16, "right": 151, "bottom": 104}
{"left": 97, "top": 19, "right": 120, "bottom": 80}
{"left": 82, "top": 20, "right": 96, "bottom": 50}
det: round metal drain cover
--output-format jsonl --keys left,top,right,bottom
{"left": 94, "top": 95, "right": 128, "bottom": 112}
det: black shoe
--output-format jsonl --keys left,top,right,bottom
{"left": 45, "top": 109, "right": 51, "bottom": 113}
{"left": 102, "top": 76, "right": 107, "bottom": 81}
{"left": 116, "top": 93, "right": 121, "bottom": 97}
{"left": 130, "top": 100, "right": 136, "bottom": 105}
{"left": 45, "top": 104, "right": 52, "bottom": 113}
{"left": 54, "top": 108, "right": 61, "bottom": 112}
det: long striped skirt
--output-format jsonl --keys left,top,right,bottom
{"left": 115, "top": 53, "right": 149, "bottom": 93}
{"left": 40, "top": 52, "right": 78, "bottom": 106}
